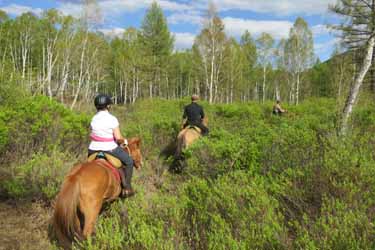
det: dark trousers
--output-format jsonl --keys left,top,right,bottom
{"left": 88, "top": 146, "right": 134, "bottom": 189}
{"left": 185, "top": 121, "right": 209, "bottom": 135}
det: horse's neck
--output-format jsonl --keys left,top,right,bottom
{"left": 202, "top": 117, "right": 208, "bottom": 126}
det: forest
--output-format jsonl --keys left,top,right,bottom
{"left": 1, "top": 0, "right": 375, "bottom": 249}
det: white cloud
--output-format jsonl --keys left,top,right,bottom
{"left": 157, "top": 0, "right": 192, "bottom": 11}
{"left": 174, "top": 32, "right": 196, "bottom": 50}
{"left": 315, "top": 37, "right": 340, "bottom": 59}
{"left": 195, "top": 0, "right": 336, "bottom": 16}
{"left": 168, "top": 10, "right": 203, "bottom": 25}
{"left": 99, "top": 27, "right": 125, "bottom": 38}
{"left": 97, "top": 29, "right": 196, "bottom": 50}
{"left": 0, "top": 4, "right": 43, "bottom": 16}
{"left": 58, "top": 0, "right": 191, "bottom": 18}
{"left": 223, "top": 17, "right": 293, "bottom": 39}
{"left": 58, "top": 2, "right": 82, "bottom": 17}
{"left": 311, "top": 24, "right": 331, "bottom": 37}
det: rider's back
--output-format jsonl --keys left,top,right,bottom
{"left": 184, "top": 102, "right": 204, "bottom": 123}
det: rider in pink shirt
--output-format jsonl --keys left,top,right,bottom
{"left": 88, "top": 94, "right": 135, "bottom": 197}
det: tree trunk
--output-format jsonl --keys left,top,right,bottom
{"left": 296, "top": 72, "right": 300, "bottom": 105}
{"left": 71, "top": 32, "right": 88, "bottom": 110}
{"left": 262, "top": 66, "right": 266, "bottom": 103}
{"left": 341, "top": 35, "right": 375, "bottom": 135}
{"left": 209, "top": 38, "right": 215, "bottom": 104}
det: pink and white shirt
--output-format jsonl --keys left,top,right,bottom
{"left": 88, "top": 110, "right": 119, "bottom": 151}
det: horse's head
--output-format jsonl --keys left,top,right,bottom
{"left": 123, "top": 137, "right": 143, "bottom": 169}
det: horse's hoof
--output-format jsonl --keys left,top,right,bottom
{"left": 122, "top": 188, "right": 136, "bottom": 198}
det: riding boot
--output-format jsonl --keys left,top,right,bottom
{"left": 123, "top": 164, "right": 135, "bottom": 197}
{"left": 118, "top": 167, "right": 127, "bottom": 189}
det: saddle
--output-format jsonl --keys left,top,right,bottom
{"left": 87, "top": 152, "right": 122, "bottom": 168}
{"left": 186, "top": 125, "right": 202, "bottom": 133}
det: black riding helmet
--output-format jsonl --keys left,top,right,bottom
{"left": 94, "top": 94, "right": 112, "bottom": 110}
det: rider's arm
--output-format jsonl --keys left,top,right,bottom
{"left": 279, "top": 105, "right": 286, "bottom": 113}
{"left": 182, "top": 106, "right": 187, "bottom": 119}
{"left": 181, "top": 107, "right": 187, "bottom": 128}
{"left": 275, "top": 104, "right": 284, "bottom": 113}
{"left": 113, "top": 126, "right": 125, "bottom": 143}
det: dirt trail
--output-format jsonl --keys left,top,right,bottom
{"left": 0, "top": 200, "right": 54, "bottom": 250}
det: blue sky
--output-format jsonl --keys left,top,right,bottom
{"left": 0, "top": 0, "right": 340, "bottom": 61}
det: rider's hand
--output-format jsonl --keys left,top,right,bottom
{"left": 117, "top": 138, "right": 127, "bottom": 147}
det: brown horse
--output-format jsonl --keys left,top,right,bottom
{"left": 175, "top": 117, "right": 208, "bottom": 160}
{"left": 52, "top": 137, "right": 142, "bottom": 249}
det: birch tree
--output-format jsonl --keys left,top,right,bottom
{"left": 256, "top": 32, "right": 274, "bottom": 103}
{"left": 285, "top": 17, "right": 314, "bottom": 104}
{"left": 71, "top": 0, "right": 102, "bottom": 109}
{"left": 40, "top": 10, "right": 62, "bottom": 99}
{"left": 194, "top": 3, "right": 226, "bottom": 103}
{"left": 330, "top": 0, "right": 375, "bottom": 135}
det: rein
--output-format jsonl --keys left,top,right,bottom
{"left": 123, "top": 145, "right": 131, "bottom": 155}
{"left": 121, "top": 145, "right": 132, "bottom": 156}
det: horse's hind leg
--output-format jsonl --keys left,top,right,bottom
{"left": 80, "top": 198, "right": 103, "bottom": 238}
{"left": 175, "top": 129, "right": 187, "bottom": 158}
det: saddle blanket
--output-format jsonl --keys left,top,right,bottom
{"left": 95, "top": 159, "right": 121, "bottom": 183}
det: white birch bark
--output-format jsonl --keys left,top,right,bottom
{"left": 341, "top": 35, "right": 375, "bottom": 135}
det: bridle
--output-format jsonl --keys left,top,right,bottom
{"left": 121, "top": 143, "right": 142, "bottom": 169}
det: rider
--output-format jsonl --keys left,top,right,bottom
{"left": 88, "top": 94, "right": 135, "bottom": 197}
{"left": 273, "top": 99, "right": 287, "bottom": 116}
{"left": 181, "top": 94, "right": 209, "bottom": 136}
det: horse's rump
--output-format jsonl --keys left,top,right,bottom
{"left": 52, "top": 137, "right": 143, "bottom": 248}
{"left": 52, "top": 161, "right": 121, "bottom": 248}
{"left": 93, "top": 159, "right": 121, "bottom": 183}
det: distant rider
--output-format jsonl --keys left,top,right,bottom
{"left": 88, "top": 94, "right": 135, "bottom": 197}
{"left": 273, "top": 99, "right": 287, "bottom": 116}
{"left": 182, "top": 94, "right": 209, "bottom": 136}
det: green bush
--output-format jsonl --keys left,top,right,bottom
{"left": 0, "top": 95, "right": 90, "bottom": 200}
{"left": 3, "top": 97, "right": 375, "bottom": 249}
{"left": 1, "top": 150, "right": 77, "bottom": 200}
{"left": 0, "top": 95, "right": 90, "bottom": 155}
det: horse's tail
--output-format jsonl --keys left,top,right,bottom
{"left": 53, "top": 174, "right": 82, "bottom": 248}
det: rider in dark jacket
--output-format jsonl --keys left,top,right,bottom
{"left": 182, "top": 95, "right": 209, "bottom": 135}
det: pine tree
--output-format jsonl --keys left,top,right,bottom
{"left": 139, "top": 1, "right": 174, "bottom": 98}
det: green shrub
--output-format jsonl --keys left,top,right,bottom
{"left": 1, "top": 150, "right": 77, "bottom": 200}
{"left": 179, "top": 172, "right": 288, "bottom": 249}
{"left": 0, "top": 95, "right": 90, "bottom": 155}
{"left": 295, "top": 198, "right": 375, "bottom": 250}
{"left": 3, "top": 97, "right": 375, "bottom": 249}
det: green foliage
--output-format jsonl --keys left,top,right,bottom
{"left": 74, "top": 202, "right": 127, "bottom": 250}
{"left": 140, "top": 1, "right": 174, "bottom": 57}
{"left": 0, "top": 95, "right": 89, "bottom": 199}
{"left": 3, "top": 97, "right": 375, "bottom": 249}
{"left": 295, "top": 198, "right": 375, "bottom": 250}
{"left": 68, "top": 98, "right": 375, "bottom": 250}
{"left": 0, "top": 95, "right": 90, "bottom": 155}
{"left": 2, "top": 150, "right": 77, "bottom": 199}
{"left": 180, "top": 173, "right": 288, "bottom": 249}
